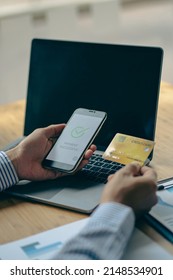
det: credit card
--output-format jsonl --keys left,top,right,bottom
{"left": 103, "top": 133, "right": 155, "bottom": 166}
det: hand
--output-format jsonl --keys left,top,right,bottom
{"left": 6, "top": 124, "right": 96, "bottom": 181}
{"left": 101, "top": 163, "right": 158, "bottom": 218}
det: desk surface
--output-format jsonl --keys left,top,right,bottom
{"left": 0, "top": 81, "right": 173, "bottom": 255}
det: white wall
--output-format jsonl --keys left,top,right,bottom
{"left": 0, "top": 0, "right": 120, "bottom": 104}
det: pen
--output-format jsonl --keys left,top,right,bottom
{"left": 157, "top": 184, "right": 173, "bottom": 191}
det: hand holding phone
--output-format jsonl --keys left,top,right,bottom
{"left": 43, "top": 108, "right": 107, "bottom": 173}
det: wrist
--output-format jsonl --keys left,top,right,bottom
{"left": 6, "top": 147, "right": 22, "bottom": 180}
{"left": 0, "top": 151, "right": 19, "bottom": 188}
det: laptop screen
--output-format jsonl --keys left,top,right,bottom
{"left": 24, "top": 39, "right": 163, "bottom": 157}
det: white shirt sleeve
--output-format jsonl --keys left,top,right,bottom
{"left": 0, "top": 151, "right": 19, "bottom": 191}
{"left": 56, "top": 202, "right": 135, "bottom": 259}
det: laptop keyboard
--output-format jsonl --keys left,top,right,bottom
{"left": 81, "top": 154, "right": 124, "bottom": 183}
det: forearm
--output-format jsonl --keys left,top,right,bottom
{"left": 56, "top": 202, "right": 135, "bottom": 260}
{"left": 0, "top": 151, "right": 19, "bottom": 191}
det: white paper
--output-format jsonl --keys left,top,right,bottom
{"left": 150, "top": 184, "right": 173, "bottom": 232}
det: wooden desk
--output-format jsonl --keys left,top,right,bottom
{"left": 0, "top": 82, "right": 173, "bottom": 255}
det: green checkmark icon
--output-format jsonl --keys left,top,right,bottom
{"left": 71, "top": 127, "right": 89, "bottom": 138}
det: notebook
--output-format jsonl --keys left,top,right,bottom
{"left": 4, "top": 39, "right": 163, "bottom": 213}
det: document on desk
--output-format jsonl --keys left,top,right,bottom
{"left": 146, "top": 178, "right": 173, "bottom": 242}
{"left": 0, "top": 218, "right": 172, "bottom": 260}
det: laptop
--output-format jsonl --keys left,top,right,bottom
{"left": 4, "top": 39, "right": 163, "bottom": 213}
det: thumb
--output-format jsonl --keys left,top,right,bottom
{"left": 120, "top": 162, "right": 141, "bottom": 177}
{"left": 44, "top": 124, "right": 65, "bottom": 138}
{"left": 107, "top": 162, "right": 141, "bottom": 183}
{"left": 140, "top": 165, "right": 157, "bottom": 182}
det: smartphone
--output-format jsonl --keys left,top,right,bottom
{"left": 43, "top": 108, "right": 107, "bottom": 173}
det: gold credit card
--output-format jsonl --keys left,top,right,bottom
{"left": 103, "top": 133, "right": 155, "bottom": 166}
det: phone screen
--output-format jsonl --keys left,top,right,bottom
{"left": 45, "top": 111, "right": 106, "bottom": 171}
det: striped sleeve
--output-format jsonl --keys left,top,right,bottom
{"left": 56, "top": 202, "right": 135, "bottom": 260}
{"left": 0, "top": 151, "right": 19, "bottom": 191}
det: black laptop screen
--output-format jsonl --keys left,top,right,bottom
{"left": 25, "top": 39, "right": 163, "bottom": 156}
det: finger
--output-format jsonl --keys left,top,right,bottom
{"left": 120, "top": 162, "right": 141, "bottom": 176}
{"left": 84, "top": 145, "right": 97, "bottom": 160}
{"left": 103, "top": 162, "right": 141, "bottom": 183}
{"left": 140, "top": 166, "right": 157, "bottom": 182}
{"left": 107, "top": 174, "right": 114, "bottom": 181}
{"left": 75, "top": 145, "right": 97, "bottom": 172}
{"left": 44, "top": 124, "right": 66, "bottom": 138}
{"left": 76, "top": 159, "right": 89, "bottom": 172}
{"left": 90, "top": 144, "right": 97, "bottom": 152}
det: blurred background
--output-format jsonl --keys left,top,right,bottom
{"left": 0, "top": 0, "right": 173, "bottom": 104}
